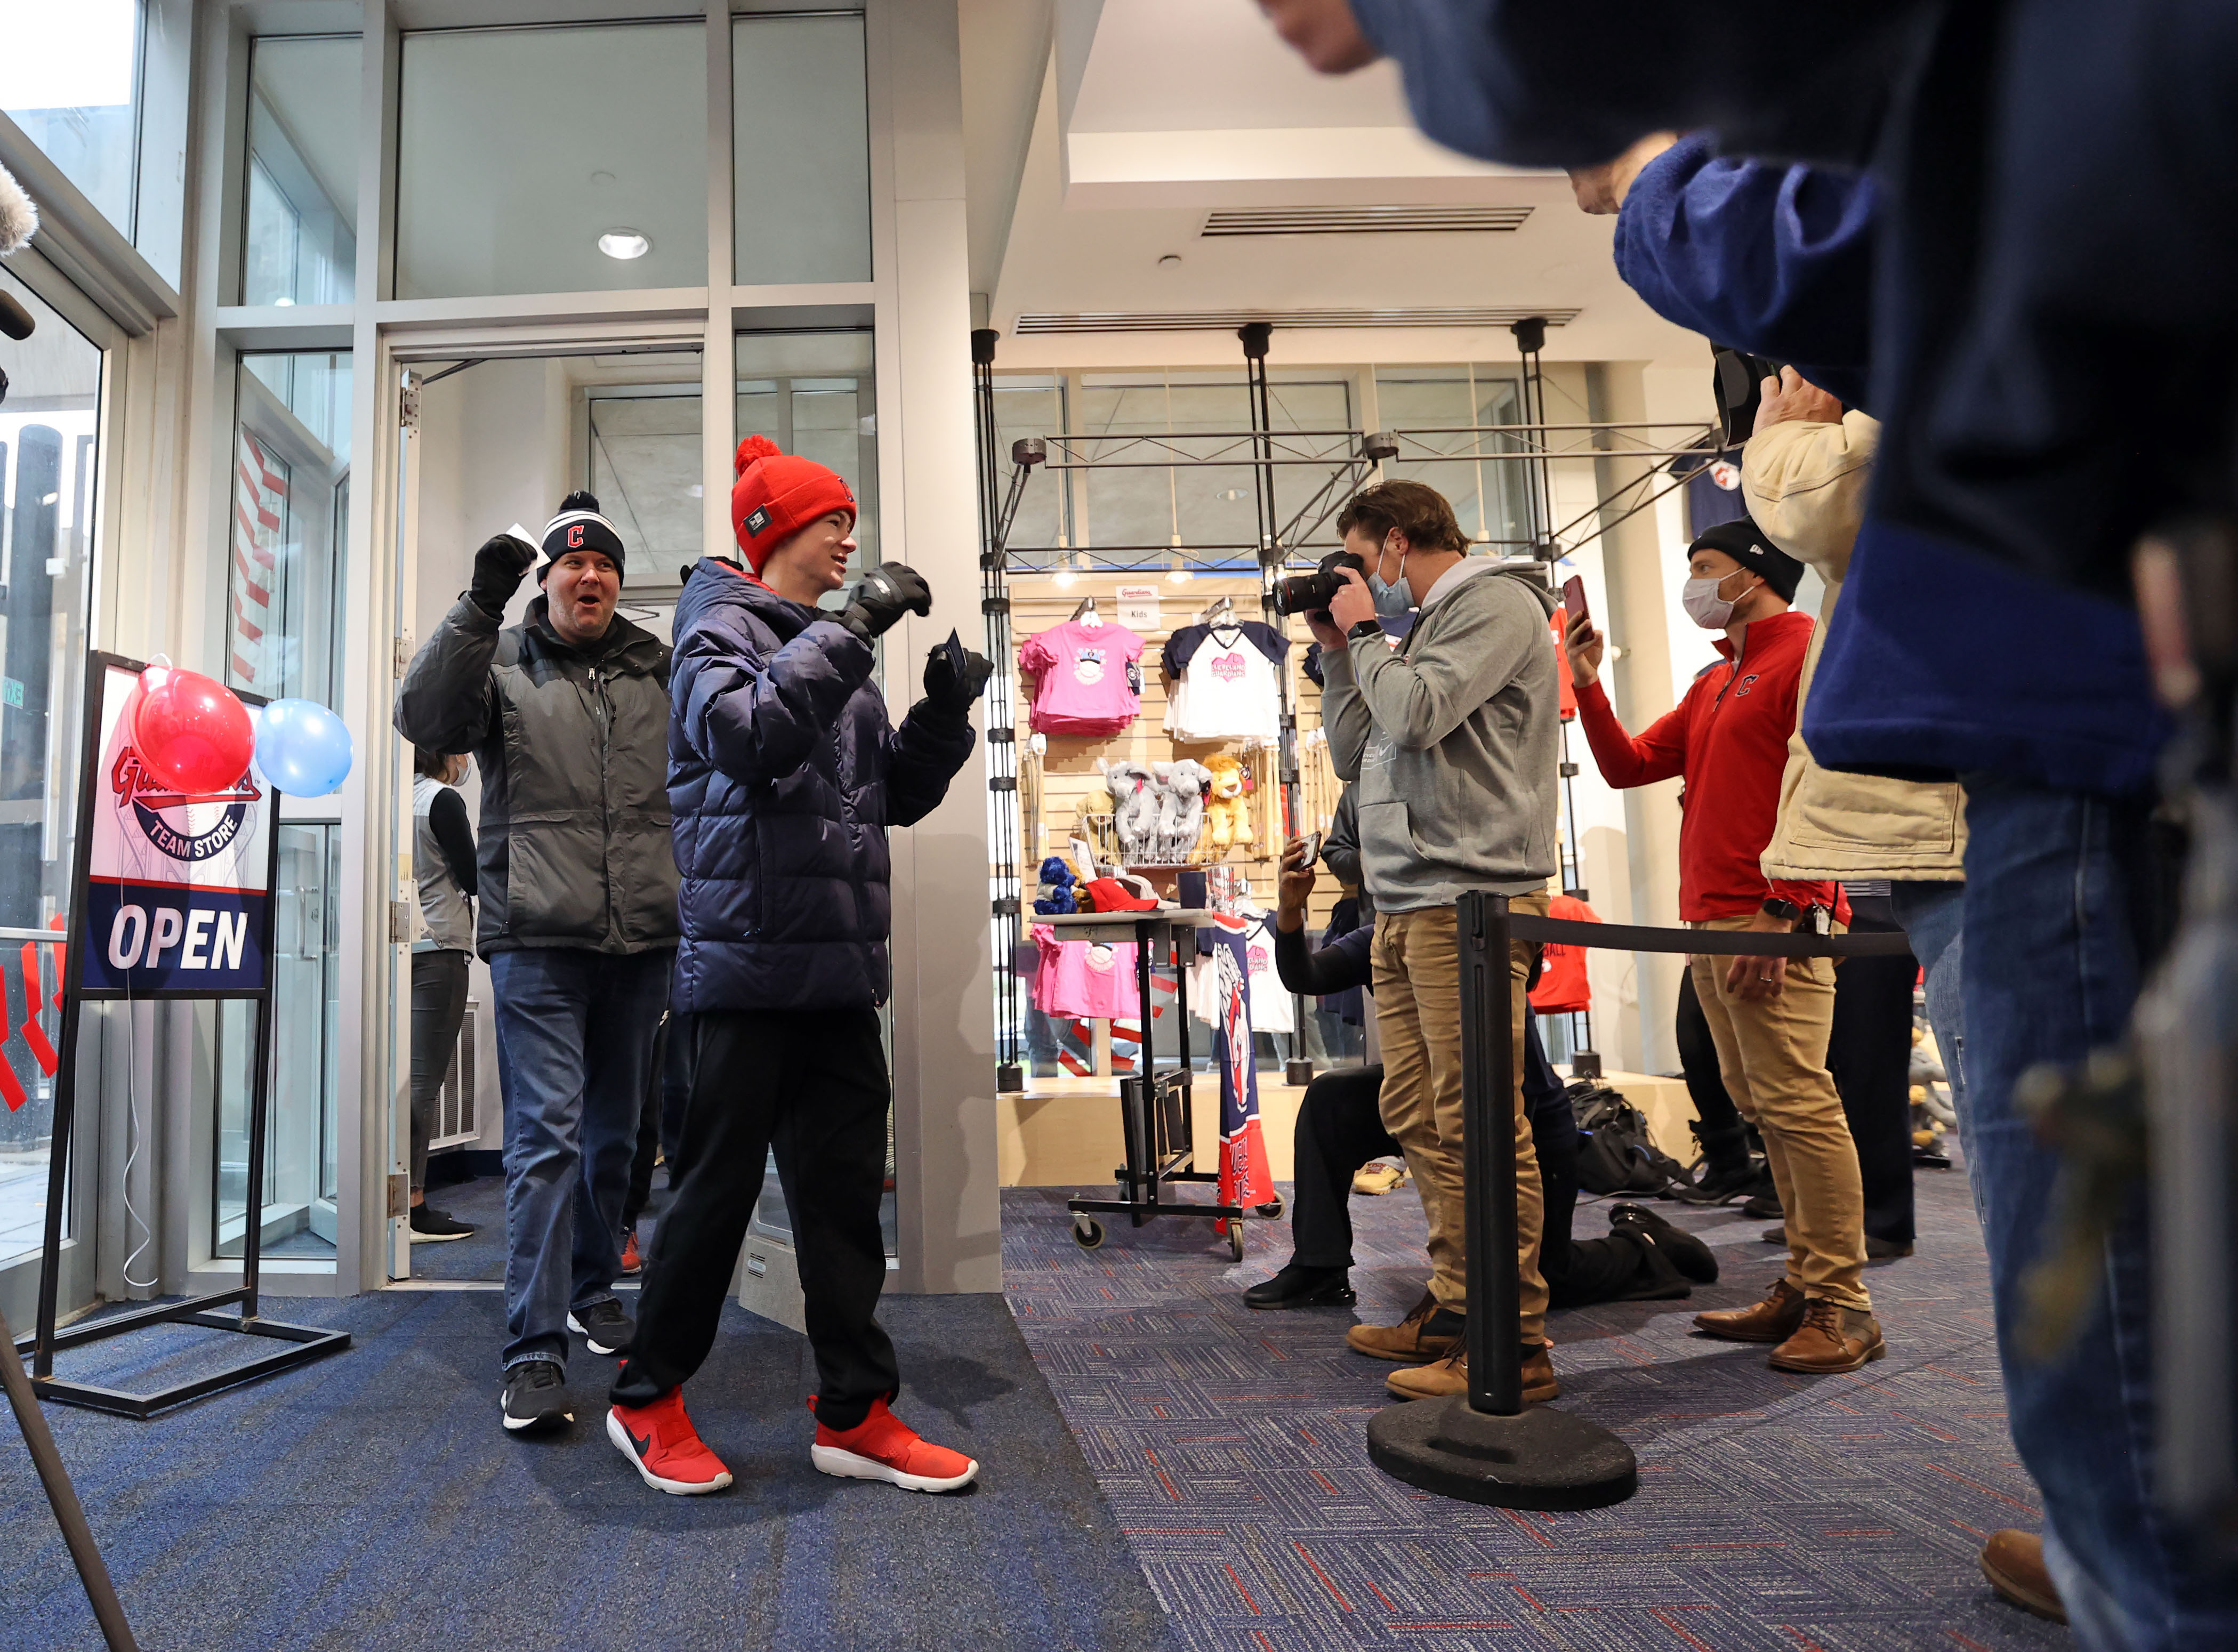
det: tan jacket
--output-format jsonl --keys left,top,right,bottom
{"left": 1744, "top": 413, "right": 1967, "bottom": 881}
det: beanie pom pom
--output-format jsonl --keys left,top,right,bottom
{"left": 558, "top": 489, "right": 600, "bottom": 514}
{"left": 735, "top": 433, "right": 783, "bottom": 476}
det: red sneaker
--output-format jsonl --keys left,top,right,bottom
{"left": 810, "top": 1397, "right": 979, "bottom": 1493}
{"left": 619, "top": 1229, "right": 643, "bottom": 1275}
{"left": 607, "top": 1389, "right": 732, "bottom": 1495}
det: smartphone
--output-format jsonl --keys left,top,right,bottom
{"left": 1298, "top": 831, "right": 1323, "bottom": 866}
{"left": 1561, "top": 575, "right": 1589, "bottom": 629}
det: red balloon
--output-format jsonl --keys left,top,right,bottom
{"left": 133, "top": 667, "right": 254, "bottom": 796}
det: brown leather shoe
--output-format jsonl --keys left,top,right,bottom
{"left": 1981, "top": 1529, "right": 2067, "bottom": 1623}
{"left": 1768, "top": 1298, "right": 1886, "bottom": 1373}
{"left": 1384, "top": 1344, "right": 1559, "bottom": 1404}
{"left": 1347, "top": 1289, "right": 1464, "bottom": 1363}
{"left": 1693, "top": 1278, "right": 1807, "bottom": 1343}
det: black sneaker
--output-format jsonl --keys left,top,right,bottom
{"left": 1243, "top": 1262, "right": 1357, "bottom": 1310}
{"left": 1741, "top": 1188, "right": 1784, "bottom": 1220}
{"left": 502, "top": 1360, "right": 573, "bottom": 1432}
{"left": 568, "top": 1298, "right": 636, "bottom": 1356}
{"left": 409, "top": 1204, "right": 476, "bottom": 1243}
{"left": 1609, "top": 1202, "right": 1720, "bottom": 1285}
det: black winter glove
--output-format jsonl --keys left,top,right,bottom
{"left": 837, "top": 562, "right": 932, "bottom": 642}
{"left": 469, "top": 532, "right": 538, "bottom": 617}
{"left": 924, "top": 631, "right": 995, "bottom": 715}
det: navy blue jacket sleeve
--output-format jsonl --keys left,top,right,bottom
{"left": 1613, "top": 134, "right": 1877, "bottom": 408}
{"left": 1273, "top": 921, "right": 1372, "bottom": 998}
{"left": 675, "top": 616, "right": 874, "bottom": 787}
{"left": 882, "top": 700, "right": 976, "bottom": 829}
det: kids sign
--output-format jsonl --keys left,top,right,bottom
{"left": 79, "top": 664, "right": 272, "bottom": 995}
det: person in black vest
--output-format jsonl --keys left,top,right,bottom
{"left": 396, "top": 494, "right": 678, "bottom": 1435}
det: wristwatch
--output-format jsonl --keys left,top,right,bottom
{"left": 1346, "top": 619, "right": 1383, "bottom": 644}
{"left": 1759, "top": 897, "right": 1804, "bottom": 924}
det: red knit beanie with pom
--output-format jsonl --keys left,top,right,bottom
{"left": 730, "top": 434, "right": 858, "bottom": 574}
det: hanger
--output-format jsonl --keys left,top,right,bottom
{"left": 1198, "top": 595, "right": 1235, "bottom": 627}
{"left": 1071, "top": 594, "right": 1102, "bottom": 626}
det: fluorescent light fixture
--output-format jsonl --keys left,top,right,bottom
{"left": 598, "top": 229, "right": 651, "bottom": 260}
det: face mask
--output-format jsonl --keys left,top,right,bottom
{"left": 1368, "top": 541, "right": 1413, "bottom": 616}
{"left": 1681, "top": 569, "right": 1749, "bottom": 630}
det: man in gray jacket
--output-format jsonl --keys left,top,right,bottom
{"left": 396, "top": 491, "right": 679, "bottom": 1435}
{"left": 1313, "top": 480, "right": 1561, "bottom": 1404}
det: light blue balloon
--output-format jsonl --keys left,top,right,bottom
{"left": 254, "top": 698, "right": 354, "bottom": 797}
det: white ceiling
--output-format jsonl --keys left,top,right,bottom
{"left": 967, "top": 0, "right": 1708, "bottom": 375}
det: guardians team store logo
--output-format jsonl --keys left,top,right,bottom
{"left": 110, "top": 746, "right": 259, "bottom": 862}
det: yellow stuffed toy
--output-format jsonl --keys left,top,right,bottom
{"left": 1202, "top": 752, "right": 1252, "bottom": 855}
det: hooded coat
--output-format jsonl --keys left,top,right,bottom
{"left": 665, "top": 561, "right": 976, "bottom": 1013}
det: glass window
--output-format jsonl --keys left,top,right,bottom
{"left": 229, "top": 352, "right": 351, "bottom": 710}
{"left": 586, "top": 387, "right": 703, "bottom": 581}
{"left": 241, "top": 36, "right": 360, "bottom": 308}
{"left": 0, "top": 0, "right": 143, "bottom": 238}
{"left": 1069, "top": 375, "right": 1353, "bottom": 574}
{"left": 736, "top": 330, "right": 878, "bottom": 574}
{"left": 732, "top": 13, "right": 870, "bottom": 286}
{"left": 989, "top": 376, "right": 1068, "bottom": 553}
{"left": 395, "top": 23, "right": 707, "bottom": 301}
{"left": 0, "top": 267, "right": 102, "bottom": 1267}
{"left": 1374, "top": 367, "right": 1531, "bottom": 550}
{"left": 214, "top": 822, "right": 342, "bottom": 1261}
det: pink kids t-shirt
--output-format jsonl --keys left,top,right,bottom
{"left": 1031, "top": 924, "right": 1142, "bottom": 1020}
{"left": 1019, "top": 619, "right": 1145, "bottom": 737}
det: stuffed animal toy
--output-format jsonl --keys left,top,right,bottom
{"left": 1032, "top": 855, "right": 1078, "bottom": 914}
{"left": 1151, "top": 760, "right": 1209, "bottom": 863}
{"left": 1202, "top": 753, "right": 1252, "bottom": 854}
{"left": 1096, "top": 759, "right": 1161, "bottom": 863}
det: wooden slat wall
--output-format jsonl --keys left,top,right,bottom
{"left": 1009, "top": 572, "right": 1348, "bottom": 936}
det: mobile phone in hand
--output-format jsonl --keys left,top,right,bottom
{"left": 1561, "top": 575, "right": 1589, "bottom": 628}
{"left": 1300, "top": 830, "right": 1323, "bottom": 866}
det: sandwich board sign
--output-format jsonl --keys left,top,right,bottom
{"left": 80, "top": 660, "right": 272, "bottom": 996}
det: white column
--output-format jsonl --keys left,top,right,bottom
{"left": 872, "top": 0, "right": 1001, "bottom": 1295}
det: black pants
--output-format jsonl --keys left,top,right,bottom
{"left": 408, "top": 949, "right": 470, "bottom": 1191}
{"left": 1287, "top": 1022, "right": 1592, "bottom": 1295}
{"left": 622, "top": 1014, "right": 666, "bottom": 1229}
{"left": 1676, "top": 968, "right": 1743, "bottom": 1137}
{"left": 612, "top": 1008, "right": 898, "bottom": 1431}
{"left": 1825, "top": 897, "right": 1919, "bottom": 1244}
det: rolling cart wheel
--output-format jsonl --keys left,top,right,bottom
{"left": 1255, "top": 1196, "right": 1285, "bottom": 1220}
{"left": 1073, "top": 1218, "right": 1105, "bottom": 1250}
{"left": 1227, "top": 1219, "right": 1246, "bottom": 1262}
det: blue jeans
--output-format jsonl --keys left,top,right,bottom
{"left": 489, "top": 946, "right": 674, "bottom": 1371}
{"left": 1960, "top": 776, "right": 2238, "bottom": 1649}
{"left": 1889, "top": 880, "right": 1968, "bottom": 1189}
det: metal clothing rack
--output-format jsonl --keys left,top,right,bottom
{"left": 1041, "top": 907, "right": 1280, "bottom": 1260}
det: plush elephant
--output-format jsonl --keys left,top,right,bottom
{"left": 1099, "top": 759, "right": 1162, "bottom": 863}
{"left": 1153, "top": 759, "right": 1209, "bottom": 863}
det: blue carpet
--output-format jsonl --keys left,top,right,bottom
{"left": 1003, "top": 1160, "right": 2072, "bottom": 1651}
{"left": 3, "top": 1292, "right": 1176, "bottom": 1652}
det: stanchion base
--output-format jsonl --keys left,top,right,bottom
{"left": 1366, "top": 1396, "right": 1637, "bottom": 1510}
{"left": 996, "top": 1064, "right": 1024, "bottom": 1093}
{"left": 1283, "top": 1058, "right": 1315, "bottom": 1085}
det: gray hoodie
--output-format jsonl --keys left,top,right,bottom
{"left": 1319, "top": 562, "right": 1559, "bottom": 912}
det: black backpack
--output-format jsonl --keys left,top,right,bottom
{"left": 1571, "top": 1082, "right": 1688, "bottom": 1196}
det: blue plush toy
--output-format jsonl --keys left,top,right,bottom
{"left": 1033, "top": 855, "right": 1079, "bottom": 914}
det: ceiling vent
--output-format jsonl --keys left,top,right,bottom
{"left": 1201, "top": 205, "right": 1532, "bottom": 236}
{"left": 1011, "top": 307, "right": 1580, "bottom": 336}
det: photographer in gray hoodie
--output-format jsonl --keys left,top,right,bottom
{"left": 1312, "top": 479, "right": 1561, "bottom": 1404}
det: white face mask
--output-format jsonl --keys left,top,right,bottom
{"left": 1681, "top": 567, "right": 1751, "bottom": 630}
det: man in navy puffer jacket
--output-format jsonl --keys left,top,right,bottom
{"left": 607, "top": 435, "right": 991, "bottom": 1498}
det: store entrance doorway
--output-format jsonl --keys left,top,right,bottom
{"left": 383, "top": 346, "right": 702, "bottom": 1289}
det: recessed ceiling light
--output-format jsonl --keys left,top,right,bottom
{"left": 1157, "top": 254, "right": 1181, "bottom": 268}
{"left": 598, "top": 230, "right": 650, "bottom": 260}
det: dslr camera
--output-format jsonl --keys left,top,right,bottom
{"left": 1273, "top": 549, "right": 1367, "bottom": 618}
{"left": 1711, "top": 344, "right": 1788, "bottom": 448}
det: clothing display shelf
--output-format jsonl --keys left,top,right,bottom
{"left": 1041, "top": 909, "right": 1274, "bottom": 1258}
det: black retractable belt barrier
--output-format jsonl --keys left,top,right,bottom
{"left": 1365, "top": 892, "right": 1912, "bottom": 1509}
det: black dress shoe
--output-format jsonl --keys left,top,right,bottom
{"left": 1243, "top": 1262, "right": 1356, "bottom": 1310}
{"left": 1741, "top": 1188, "right": 1784, "bottom": 1220}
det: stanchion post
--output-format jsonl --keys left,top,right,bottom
{"left": 1460, "top": 891, "right": 1522, "bottom": 1415}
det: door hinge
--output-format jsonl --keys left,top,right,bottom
{"left": 389, "top": 900, "right": 414, "bottom": 944}
{"left": 388, "top": 1173, "right": 411, "bottom": 1218}
{"left": 399, "top": 376, "right": 421, "bottom": 432}
{"left": 393, "top": 633, "right": 412, "bottom": 678}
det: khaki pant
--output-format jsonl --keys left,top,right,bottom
{"left": 1688, "top": 918, "right": 1870, "bottom": 1310}
{"left": 1371, "top": 889, "right": 1549, "bottom": 1340}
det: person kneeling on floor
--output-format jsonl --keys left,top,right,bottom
{"left": 606, "top": 436, "right": 992, "bottom": 1497}
{"left": 1244, "top": 838, "right": 1718, "bottom": 1377}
